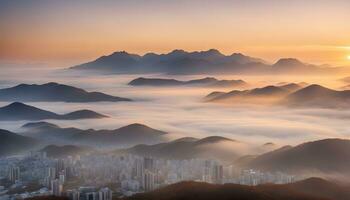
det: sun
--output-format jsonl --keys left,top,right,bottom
{"left": 348, "top": 55, "right": 350, "bottom": 60}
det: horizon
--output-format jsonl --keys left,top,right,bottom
{"left": 1, "top": 0, "right": 350, "bottom": 67}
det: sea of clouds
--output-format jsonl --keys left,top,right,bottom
{"left": 1, "top": 64, "right": 350, "bottom": 151}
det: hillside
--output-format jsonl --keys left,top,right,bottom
{"left": 21, "top": 122, "right": 168, "bottom": 148}
{"left": 0, "top": 129, "right": 39, "bottom": 157}
{"left": 126, "top": 178, "right": 350, "bottom": 200}
{"left": 243, "top": 139, "right": 350, "bottom": 175}
{"left": 0, "top": 82, "right": 131, "bottom": 102}
{"left": 0, "top": 102, "right": 107, "bottom": 121}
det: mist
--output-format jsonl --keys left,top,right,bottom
{"left": 1, "top": 65, "right": 350, "bottom": 152}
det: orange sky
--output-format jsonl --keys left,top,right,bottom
{"left": 0, "top": 0, "right": 350, "bottom": 67}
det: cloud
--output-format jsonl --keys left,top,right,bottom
{"left": 0, "top": 65, "right": 349, "bottom": 150}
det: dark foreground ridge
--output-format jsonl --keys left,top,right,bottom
{"left": 125, "top": 178, "right": 350, "bottom": 200}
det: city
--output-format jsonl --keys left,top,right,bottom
{"left": 0, "top": 151, "right": 296, "bottom": 200}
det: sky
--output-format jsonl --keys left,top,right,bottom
{"left": 1, "top": 0, "right": 350, "bottom": 67}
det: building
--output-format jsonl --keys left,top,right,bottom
{"left": 66, "top": 189, "right": 80, "bottom": 200}
{"left": 212, "top": 165, "right": 224, "bottom": 184}
{"left": 51, "top": 179, "right": 63, "bottom": 196}
{"left": 121, "top": 180, "right": 140, "bottom": 192}
{"left": 98, "top": 188, "right": 112, "bottom": 200}
{"left": 9, "top": 166, "right": 20, "bottom": 183}
{"left": 143, "top": 158, "right": 154, "bottom": 172}
{"left": 143, "top": 170, "right": 155, "bottom": 191}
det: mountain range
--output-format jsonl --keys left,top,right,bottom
{"left": 205, "top": 83, "right": 303, "bottom": 104}
{"left": 70, "top": 49, "right": 341, "bottom": 75}
{"left": 21, "top": 122, "right": 168, "bottom": 148}
{"left": 128, "top": 77, "right": 248, "bottom": 88}
{"left": 0, "top": 129, "right": 39, "bottom": 157}
{"left": 120, "top": 136, "right": 245, "bottom": 161}
{"left": 206, "top": 83, "right": 350, "bottom": 108}
{"left": 241, "top": 138, "right": 350, "bottom": 176}
{"left": 0, "top": 102, "right": 107, "bottom": 121}
{"left": 282, "top": 84, "right": 350, "bottom": 108}
{"left": 126, "top": 178, "right": 350, "bottom": 200}
{"left": 0, "top": 82, "right": 131, "bottom": 102}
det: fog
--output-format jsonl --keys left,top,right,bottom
{"left": 1, "top": 65, "right": 350, "bottom": 150}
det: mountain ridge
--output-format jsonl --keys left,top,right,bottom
{"left": 70, "top": 49, "right": 339, "bottom": 75}
{"left": 128, "top": 77, "right": 247, "bottom": 88}
{"left": 0, "top": 129, "right": 39, "bottom": 157}
{"left": 242, "top": 138, "right": 350, "bottom": 175}
{"left": 0, "top": 102, "right": 107, "bottom": 121}
{"left": 21, "top": 122, "right": 168, "bottom": 148}
{"left": 126, "top": 177, "right": 350, "bottom": 200}
{"left": 0, "top": 82, "right": 131, "bottom": 102}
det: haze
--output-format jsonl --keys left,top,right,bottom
{"left": 0, "top": 66, "right": 349, "bottom": 148}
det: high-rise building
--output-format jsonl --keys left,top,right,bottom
{"left": 213, "top": 165, "right": 224, "bottom": 184}
{"left": 98, "top": 188, "right": 112, "bottom": 200}
{"left": 51, "top": 179, "right": 63, "bottom": 196}
{"left": 144, "top": 158, "right": 154, "bottom": 173}
{"left": 48, "top": 167, "right": 57, "bottom": 179}
{"left": 56, "top": 159, "right": 65, "bottom": 174}
{"left": 59, "top": 174, "right": 65, "bottom": 184}
{"left": 66, "top": 189, "right": 80, "bottom": 200}
{"left": 143, "top": 170, "right": 155, "bottom": 192}
{"left": 9, "top": 166, "right": 20, "bottom": 183}
{"left": 85, "top": 192, "right": 97, "bottom": 200}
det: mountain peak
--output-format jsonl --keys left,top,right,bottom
{"left": 22, "top": 121, "right": 59, "bottom": 129}
{"left": 116, "top": 123, "right": 167, "bottom": 136}
{"left": 291, "top": 84, "right": 336, "bottom": 95}
{"left": 169, "top": 49, "right": 187, "bottom": 55}
{"left": 196, "top": 136, "right": 235, "bottom": 145}
{"left": 43, "top": 82, "right": 60, "bottom": 86}
{"left": 64, "top": 109, "right": 108, "bottom": 119}
{"left": 274, "top": 58, "right": 304, "bottom": 67}
{"left": 8, "top": 101, "right": 26, "bottom": 107}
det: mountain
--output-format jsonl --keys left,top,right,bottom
{"left": 70, "top": 49, "right": 340, "bottom": 75}
{"left": 21, "top": 122, "right": 168, "bottom": 148}
{"left": 272, "top": 58, "right": 316, "bottom": 73}
{"left": 0, "top": 102, "right": 107, "bottom": 121}
{"left": 242, "top": 138, "right": 350, "bottom": 175}
{"left": 121, "top": 136, "right": 243, "bottom": 161}
{"left": 128, "top": 77, "right": 247, "bottom": 88}
{"left": 205, "top": 83, "right": 302, "bottom": 103}
{"left": 126, "top": 178, "right": 350, "bottom": 200}
{"left": 70, "top": 49, "right": 268, "bottom": 75}
{"left": 0, "top": 82, "right": 131, "bottom": 102}
{"left": 282, "top": 84, "right": 350, "bottom": 108}
{"left": 0, "top": 129, "right": 39, "bottom": 157}
{"left": 40, "top": 145, "right": 94, "bottom": 158}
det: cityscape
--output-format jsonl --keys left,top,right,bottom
{"left": 0, "top": 151, "right": 296, "bottom": 200}
{"left": 1, "top": 1, "right": 350, "bottom": 200}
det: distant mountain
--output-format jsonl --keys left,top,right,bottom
{"left": 0, "top": 82, "right": 131, "bottom": 102}
{"left": 272, "top": 58, "right": 318, "bottom": 73}
{"left": 0, "top": 129, "right": 39, "bottom": 157}
{"left": 205, "top": 83, "right": 303, "bottom": 103}
{"left": 121, "top": 136, "right": 243, "bottom": 161}
{"left": 282, "top": 84, "right": 350, "bottom": 108}
{"left": 40, "top": 145, "right": 94, "bottom": 158}
{"left": 70, "top": 49, "right": 341, "bottom": 75}
{"left": 243, "top": 139, "right": 350, "bottom": 175}
{"left": 128, "top": 77, "right": 247, "bottom": 88}
{"left": 0, "top": 102, "right": 107, "bottom": 121}
{"left": 127, "top": 178, "right": 350, "bottom": 200}
{"left": 21, "top": 122, "right": 168, "bottom": 148}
